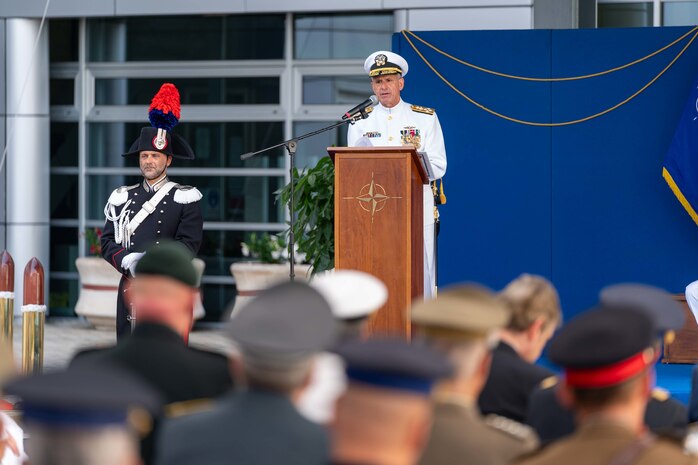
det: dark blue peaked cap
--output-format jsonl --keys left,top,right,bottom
{"left": 600, "top": 283, "right": 684, "bottom": 334}
{"left": 5, "top": 365, "right": 162, "bottom": 429}
{"left": 335, "top": 338, "right": 453, "bottom": 395}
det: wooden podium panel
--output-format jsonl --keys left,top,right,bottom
{"left": 330, "top": 147, "right": 427, "bottom": 337}
{"left": 662, "top": 294, "right": 698, "bottom": 364}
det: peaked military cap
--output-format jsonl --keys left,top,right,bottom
{"left": 5, "top": 365, "right": 162, "bottom": 430}
{"left": 411, "top": 284, "right": 510, "bottom": 341}
{"left": 311, "top": 270, "right": 388, "bottom": 320}
{"left": 335, "top": 338, "right": 453, "bottom": 395}
{"left": 228, "top": 281, "right": 338, "bottom": 354}
{"left": 600, "top": 283, "right": 685, "bottom": 335}
{"left": 364, "top": 50, "right": 409, "bottom": 77}
{"left": 135, "top": 241, "right": 198, "bottom": 287}
{"left": 548, "top": 307, "right": 658, "bottom": 389}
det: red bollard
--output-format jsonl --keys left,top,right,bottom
{"left": 22, "top": 258, "right": 45, "bottom": 374}
{"left": 0, "top": 251, "right": 13, "bottom": 292}
{"left": 0, "top": 251, "right": 14, "bottom": 348}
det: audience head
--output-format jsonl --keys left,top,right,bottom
{"left": 227, "top": 281, "right": 338, "bottom": 397}
{"left": 130, "top": 241, "right": 198, "bottom": 337}
{"left": 311, "top": 269, "right": 388, "bottom": 339}
{"left": 5, "top": 365, "right": 162, "bottom": 465}
{"left": 549, "top": 306, "right": 657, "bottom": 430}
{"left": 411, "top": 285, "right": 510, "bottom": 399}
{"left": 498, "top": 274, "right": 562, "bottom": 362}
{"left": 600, "top": 283, "right": 684, "bottom": 345}
{"left": 332, "top": 338, "right": 452, "bottom": 465}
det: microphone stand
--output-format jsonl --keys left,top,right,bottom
{"left": 240, "top": 111, "right": 369, "bottom": 281}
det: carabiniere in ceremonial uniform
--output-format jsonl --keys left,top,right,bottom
{"left": 101, "top": 83, "right": 203, "bottom": 341}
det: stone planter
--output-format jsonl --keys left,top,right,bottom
{"left": 74, "top": 257, "right": 122, "bottom": 330}
{"left": 230, "top": 262, "right": 312, "bottom": 315}
{"left": 76, "top": 256, "right": 207, "bottom": 329}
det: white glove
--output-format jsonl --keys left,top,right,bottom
{"left": 120, "top": 252, "right": 145, "bottom": 277}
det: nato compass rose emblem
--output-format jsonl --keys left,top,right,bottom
{"left": 343, "top": 172, "right": 401, "bottom": 223}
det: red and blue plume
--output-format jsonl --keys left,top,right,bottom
{"left": 148, "top": 83, "right": 181, "bottom": 132}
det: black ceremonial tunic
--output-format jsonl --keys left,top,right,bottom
{"left": 101, "top": 177, "right": 203, "bottom": 340}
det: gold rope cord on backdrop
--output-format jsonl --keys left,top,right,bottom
{"left": 403, "top": 27, "right": 698, "bottom": 81}
{"left": 400, "top": 27, "right": 698, "bottom": 127}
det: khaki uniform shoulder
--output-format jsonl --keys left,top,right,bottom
{"left": 484, "top": 414, "right": 539, "bottom": 449}
{"left": 642, "top": 437, "right": 698, "bottom": 464}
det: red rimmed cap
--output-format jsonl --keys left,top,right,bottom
{"left": 548, "top": 307, "right": 658, "bottom": 389}
{"left": 565, "top": 347, "right": 656, "bottom": 388}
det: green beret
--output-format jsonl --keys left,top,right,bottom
{"left": 135, "top": 241, "right": 197, "bottom": 287}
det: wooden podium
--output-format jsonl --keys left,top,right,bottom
{"left": 329, "top": 146, "right": 428, "bottom": 337}
{"left": 662, "top": 294, "right": 698, "bottom": 364}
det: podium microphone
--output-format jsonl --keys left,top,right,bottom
{"left": 342, "top": 95, "right": 378, "bottom": 120}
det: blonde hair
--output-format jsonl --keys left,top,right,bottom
{"left": 499, "top": 274, "right": 562, "bottom": 332}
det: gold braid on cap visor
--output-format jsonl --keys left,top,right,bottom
{"left": 369, "top": 67, "right": 403, "bottom": 77}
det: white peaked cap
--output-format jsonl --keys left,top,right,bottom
{"left": 311, "top": 270, "right": 388, "bottom": 320}
{"left": 364, "top": 50, "right": 409, "bottom": 77}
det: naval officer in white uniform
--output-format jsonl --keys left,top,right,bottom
{"left": 347, "top": 50, "right": 447, "bottom": 299}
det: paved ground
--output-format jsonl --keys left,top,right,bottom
{"left": 9, "top": 317, "right": 233, "bottom": 371}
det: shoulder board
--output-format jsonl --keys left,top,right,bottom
{"left": 173, "top": 185, "right": 203, "bottom": 204}
{"left": 165, "top": 398, "right": 215, "bottom": 419}
{"left": 484, "top": 414, "right": 537, "bottom": 442}
{"left": 652, "top": 387, "right": 670, "bottom": 402}
{"left": 108, "top": 183, "right": 139, "bottom": 207}
{"left": 411, "top": 104, "right": 435, "bottom": 116}
{"left": 540, "top": 375, "right": 559, "bottom": 390}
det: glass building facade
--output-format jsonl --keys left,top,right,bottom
{"left": 599, "top": 0, "right": 698, "bottom": 27}
{"left": 42, "top": 1, "right": 698, "bottom": 319}
{"left": 48, "top": 13, "right": 393, "bottom": 319}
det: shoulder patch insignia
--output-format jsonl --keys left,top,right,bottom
{"left": 540, "top": 376, "right": 559, "bottom": 390}
{"left": 411, "top": 104, "right": 435, "bottom": 116}
{"left": 652, "top": 387, "right": 670, "bottom": 402}
{"left": 165, "top": 398, "right": 215, "bottom": 418}
{"left": 119, "top": 183, "right": 140, "bottom": 192}
{"left": 484, "top": 414, "right": 538, "bottom": 443}
{"left": 108, "top": 184, "right": 139, "bottom": 207}
{"left": 173, "top": 186, "right": 203, "bottom": 204}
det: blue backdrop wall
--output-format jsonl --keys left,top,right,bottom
{"left": 395, "top": 26, "right": 698, "bottom": 319}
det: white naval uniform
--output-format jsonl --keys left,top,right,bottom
{"left": 686, "top": 280, "right": 698, "bottom": 324}
{"left": 347, "top": 98, "right": 447, "bottom": 299}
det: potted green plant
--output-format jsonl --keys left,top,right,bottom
{"left": 277, "top": 155, "right": 335, "bottom": 273}
{"left": 229, "top": 156, "right": 333, "bottom": 315}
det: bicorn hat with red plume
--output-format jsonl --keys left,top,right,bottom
{"left": 122, "top": 83, "right": 195, "bottom": 160}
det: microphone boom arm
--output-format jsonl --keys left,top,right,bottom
{"left": 240, "top": 113, "right": 365, "bottom": 161}
{"left": 239, "top": 111, "right": 368, "bottom": 280}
